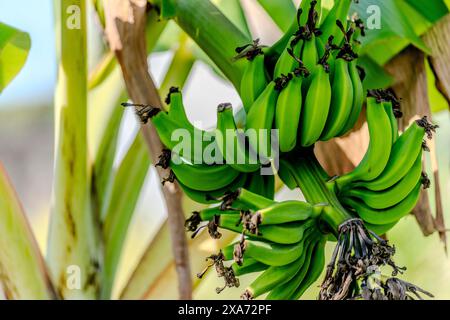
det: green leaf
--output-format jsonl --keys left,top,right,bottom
{"left": 358, "top": 55, "right": 394, "bottom": 91}
{"left": 0, "top": 164, "right": 56, "bottom": 299}
{"left": 161, "top": 0, "right": 177, "bottom": 19}
{"left": 101, "top": 134, "right": 151, "bottom": 299}
{"left": 351, "top": 0, "right": 430, "bottom": 55}
{"left": 214, "top": 0, "right": 252, "bottom": 37}
{"left": 405, "top": 0, "right": 449, "bottom": 23}
{"left": 0, "top": 22, "right": 31, "bottom": 93}
{"left": 256, "top": 0, "right": 296, "bottom": 32}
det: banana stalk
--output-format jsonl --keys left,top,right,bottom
{"left": 0, "top": 164, "right": 57, "bottom": 299}
{"left": 47, "top": 0, "right": 101, "bottom": 299}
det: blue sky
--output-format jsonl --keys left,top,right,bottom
{"left": 0, "top": 0, "right": 56, "bottom": 108}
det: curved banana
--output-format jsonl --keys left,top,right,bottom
{"left": 355, "top": 122, "right": 425, "bottom": 191}
{"left": 291, "top": 237, "right": 326, "bottom": 299}
{"left": 276, "top": 74, "right": 304, "bottom": 153}
{"left": 230, "top": 187, "right": 276, "bottom": 211}
{"left": 383, "top": 101, "right": 399, "bottom": 144}
{"left": 320, "top": 57, "right": 354, "bottom": 140}
{"left": 240, "top": 53, "right": 269, "bottom": 113}
{"left": 178, "top": 173, "right": 247, "bottom": 204}
{"left": 170, "top": 153, "right": 240, "bottom": 192}
{"left": 343, "top": 154, "right": 422, "bottom": 209}
{"left": 231, "top": 258, "right": 267, "bottom": 277}
{"left": 335, "top": 97, "right": 392, "bottom": 189}
{"left": 245, "top": 81, "right": 279, "bottom": 161}
{"left": 242, "top": 234, "right": 318, "bottom": 300}
{"left": 216, "top": 103, "right": 260, "bottom": 172}
{"left": 240, "top": 237, "right": 309, "bottom": 266}
{"left": 273, "top": 35, "right": 303, "bottom": 78}
{"left": 342, "top": 182, "right": 422, "bottom": 225}
{"left": 301, "top": 34, "right": 318, "bottom": 73}
{"left": 218, "top": 214, "right": 316, "bottom": 244}
{"left": 266, "top": 237, "right": 317, "bottom": 300}
{"left": 254, "top": 200, "right": 322, "bottom": 225}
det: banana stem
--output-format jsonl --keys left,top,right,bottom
{"left": 285, "top": 151, "right": 354, "bottom": 235}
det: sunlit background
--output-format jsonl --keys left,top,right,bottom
{"left": 0, "top": 0, "right": 449, "bottom": 299}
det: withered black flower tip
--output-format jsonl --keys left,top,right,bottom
{"left": 206, "top": 215, "right": 222, "bottom": 239}
{"left": 233, "top": 39, "right": 264, "bottom": 61}
{"left": 161, "top": 170, "right": 176, "bottom": 185}
{"left": 421, "top": 172, "right": 431, "bottom": 189}
{"left": 156, "top": 149, "right": 171, "bottom": 169}
{"left": 164, "top": 86, "right": 180, "bottom": 105}
{"left": 416, "top": 116, "right": 438, "bottom": 139}
{"left": 422, "top": 140, "right": 430, "bottom": 152}
{"left": 185, "top": 211, "right": 202, "bottom": 232}
{"left": 240, "top": 290, "right": 253, "bottom": 300}
{"left": 217, "top": 102, "right": 232, "bottom": 113}
{"left": 274, "top": 74, "right": 292, "bottom": 91}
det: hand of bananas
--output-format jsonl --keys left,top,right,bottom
{"left": 122, "top": 0, "right": 438, "bottom": 300}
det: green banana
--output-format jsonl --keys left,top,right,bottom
{"left": 242, "top": 234, "right": 318, "bottom": 299}
{"left": 343, "top": 154, "right": 422, "bottom": 209}
{"left": 245, "top": 81, "right": 279, "bottom": 160}
{"left": 216, "top": 103, "right": 260, "bottom": 172}
{"left": 178, "top": 172, "right": 247, "bottom": 204}
{"left": 320, "top": 57, "right": 354, "bottom": 140}
{"left": 338, "top": 22, "right": 364, "bottom": 136}
{"left": 239, "top": 234, "right": 311, "bottom": 266}
{"left": 383, "top": 101, "right": 399, "bottom": 144}
{"left": 231, "top": 187, "right": 276, "bottom": 211}
{"left": 291, "top": 237, "right": 326, "bottom": 299}
{"left": 266, "top": 237, "right": 317, "bottom": 300}
{"left": 218, "top": 215, "right": 317, "bottom": 244}
{"left": 299, "top": 61, "right": 332, "bottom": 147}
{"left": 231, "top": 258, "right": 268, "bottom": 277}
{"left": 319, "top": 0, "right": 352, "bottom": 46}
{"left": 240, "top": 53, "right": 269, "bottom": 113}
{"left": 301, "top": 34, "right": 318, "bottom": 73}
{"left": 355, "top": 122, "right": 425, "bottom": 191}
{"left": 365, "top": 220, "right": 399, "bottom": 236}
{"left": 335, "top": 97, "right": 392, "bottom": 189}
{"left": 338, "top": 58, "right": 363, "bottom": 136}
{"left": 170, "top": 153, "right": 240, "bottom": 192}
{"left": 342, "top": 182, "right": 422, "bottom": 225}
{"left": 255, "top": 200, "right": 322, "bottom": 225}
{"left": 276, "top": 74, "right": 304, "bottom": 153}
{"left": 278, "top": 159, "right": 298, "bottom": 190}
{"left": 273, "top": 35, "right": 302, "bottom": 78}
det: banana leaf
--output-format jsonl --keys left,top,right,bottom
{"left": 0, "top": 22, "right": 31, "bottom": 92}
{"left": 0, "top": 164, "right": 56, "bottom": 299}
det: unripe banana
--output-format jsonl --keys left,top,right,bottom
{"left": 230, "top": 187, "right": 276, "bottom": 211}
{"left": 320, "top": 58, "right": 354, "bottom": 140}
{"left": 170, "top": 153, "right": 240, "bottom": 192}
{"left": 239, "top": 233, "right": 312, "bottom": 266}
{"left": 245, "top": 82, "right": 279, "bottom": 161}
{"left": 342, "top": 182, "right": 422, "bottom": 225}
{"left": 218, "top": 214, "right": 317, "bottom": 244}
{"left": 266, "top": 237, "right": 317, "bottom": 300}
{"left": 383, "top": 101, "right": 399, "bottom": 144}
{"left": 301, "top": 34, "right": 319, "bottom": 73}
{"left": 231, "top": 258, "right": 268, "bottom": 277}
{"left": 242, "top": 234, "right": 319, "bottom": 299}
{"left": 291, "top": 237, "right": 326, "bottom": 299}
{"left": 240, "top": 53, "right": 269, "bottom": 113}
{"left": 254, "top": 200, "right": 322, "bottom": 225}
{"left": 343, "top": 154, "right": 422, "bottom": 209}
{"left": 216, "top": 103, "right": 260, "bottom": 173}
{"left": 335, "top": 97, "right": 392, "bottom": 189}
{"left": 242, "top": 171, "right": 275, "bottom": 201}
{"left": 276, "top": 74, "right": 304, "bottom": 153}
{"left": 355, "top": 123, "right": 425, "bottom": 191}
{"left": 273, "top": 35, "right": 303, "bottom": 78}
{"left": 365, "top": 220, "right": 399, "bottom": 236}
{"left": 299, "top": 62, "right": 332, "bottom": 147}
{"left": 338, "top": 58, "right": 364, "bottom": 136}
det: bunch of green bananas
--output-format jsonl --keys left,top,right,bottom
{"left": 239, "top": 0, "right": 364, "bottom": 153}
{"left": 186, "top": 188, "right": 327, "bottom": 299}
{"left": 124, "top": 87, "right": 276, "bottom": 202}
{"left": 332, "top": 92, "right": 438, "bottom": 230}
